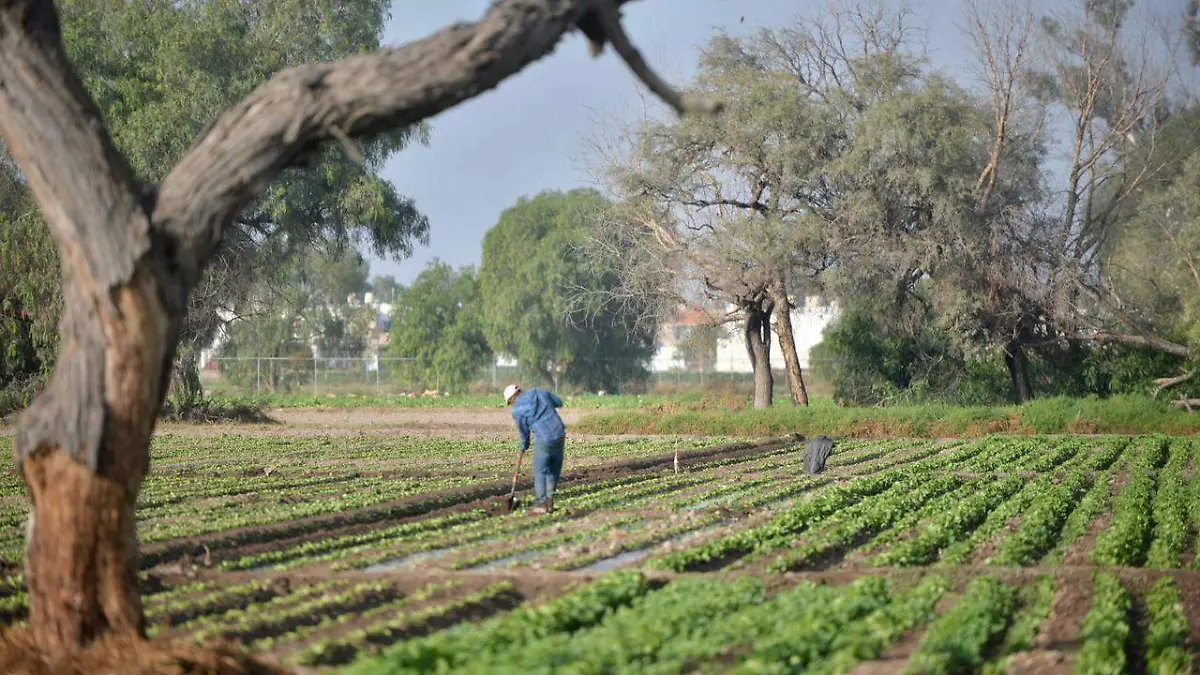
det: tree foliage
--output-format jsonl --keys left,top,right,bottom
{"left": 588, "top": 0, "right": 1195, "bottom": 405}
{"left": 0, "top": 160, "right": 60, "bottom": 413}
{"left": 481, "top": 189, "right": 655, "bottom": 392}
{"left": 389, "top": 260, "right": 492, "bottom": 393}
{"left": 215, "top": 247, "right": 377, "bottom": 392}
{"left": 0, "top": 0, "right": 430, "bottom": 409}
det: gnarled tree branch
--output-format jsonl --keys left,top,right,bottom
{"left": 1082, "top": 330, "right": 1194, "bottom": 359}
{"left": 0, "top": 0, "right": 720, "bottom": 657}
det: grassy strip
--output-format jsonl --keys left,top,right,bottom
{"left": 576, "top": 395, "right": 1200, "bottom": 438}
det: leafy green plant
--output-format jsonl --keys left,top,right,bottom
{"left": 1075, "top": 573, "right": 1132, "bottom": 675}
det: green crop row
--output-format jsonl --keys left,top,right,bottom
{"left": 447, "top": 515, "right": 643, "bottom": 570}
{"left": 145, "top": 579, "right": 281, "bottom": 629}
{"left": 935, "top": 473, "right": 1057, "bottom": 566}
{"left": 169, "top": 579, "right": 351, "bottom": 638}
{"left": 218, "top": 510, "right": 486, "bottom": 571}
{"left": 251, "top": 580, "right": 461, "bottom": 653}
{"left": 299, "top": 581, "right": 525, "bottom": 666}
{"left": 904, "top": 576, "right": 1016, "bottom": 674}
{"left": 1045, "top": 442, "right": 1131, "bottom": 563}
{"left": 846, "top": 443, "right": 954, "bottom": 477}
{"left": 827, "top": 475, "right": 991, "bottom": 560}
{"left": 1091, "top": 469, "right": 1157, "bottom": 567}
{"left": 349, "top": 573, "right": 953, "bottom": 675}
{"left": 980, "top": 575, "right": 1057, "bottom": 675}
{"left": 872, "top": 474, "right": 1026, "bottom": 567}
{"left": 1076, "top": 573, "right": 1132, "bottom": 675}
{"left": 1147, "top": 440, "right": 1191, "bottom": 568}
{"left": 650, "top": 440, "right": 1001, "bottom": 572}
{"left": 550, "top": 513, "right": 725, "bottom": 571}
{"left": 766, "top": 474, "right": 968, "bottom": 572}
{"left": 991, "top": 469, "right": 1093, "bottom": 566}
{"left": 804, "top": 575, "right": 951, "bottom": 675}
{"left": 649, "top": 471, "right": 903, "bottom": 572}
{"left": 191, "top": 580, "right": 399, "bottom": 644}
{"left": 343, "top": 572, "right": 652, "bottom": 673}
{"left": 1144, "top": 577, "right": 1192, "bottom": 673}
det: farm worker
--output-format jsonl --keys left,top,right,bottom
{"left": 504, "top": 384, "right": 566, "bottom": 514}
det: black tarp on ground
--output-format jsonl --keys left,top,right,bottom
{"left": 803, "top": 435, "right": 835, "bottom": 474}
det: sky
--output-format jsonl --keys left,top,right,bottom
{"left": 366, "top": 0, "right": 1177, "bottom": 285}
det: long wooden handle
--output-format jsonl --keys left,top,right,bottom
{"left": 509, "top": 449, "right": 524, "bottom": 494}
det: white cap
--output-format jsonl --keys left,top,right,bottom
{"left": 503, "top": 384, "right": 521, "bottom": 403}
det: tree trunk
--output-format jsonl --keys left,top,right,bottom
{"left": 1, "top": 0, "right": 703, "bottom": 658}
{"left": 165, "top": 350, "right": 204, "bottom": 419}
{"left": 1004, "top": 340, "right": 1034, "bottom": 404}
{"left": 744, "top": 299, "right": 774, "bottom": 409}
{"left": 769, "top": 280, "right": 809, "bottom": 406}
{"left": 18, "top": 269, "right": 178, "bottom": 657}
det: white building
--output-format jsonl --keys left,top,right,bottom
{"left": 713, "top": 296, "right": 839, "bottom": 373}
{"left": 648, "top": 308, "right": 712, "bottom": 372}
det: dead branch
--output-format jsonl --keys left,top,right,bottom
{"left": 589, "top": 0, "right": 722, "bottom": 115}
{"left": 1172, "top": 397, "right": 1200, "bottom": 412}
{"left": 0, "top": 0, "right": 721, "bottom": 654}
{"left": 1152, "top": 370, "right": 1197, "bottom": 399}
{"left": 153, "top": 0, "right": 720, "bottom": 288}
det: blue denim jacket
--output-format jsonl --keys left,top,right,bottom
{"left": 511, "top": 387, "right": 565, "bottom": 451}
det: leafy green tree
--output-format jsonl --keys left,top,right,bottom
{"left": 1101, "top": 151, "right": 1200, "bottom": 382}
{"left": 371, "top": 274, "right": 401, "bottom": 304}
{"left": 0, "top": 161, "right": 60, "bottom": 413}
{"left": 481, "top": 189, "right": 655, "bottom": 392}
{"left": 219, "top": 246, "right": 377, "bottom": 388}
{"left": 2, "top": 0, "right": 430, "bottom": 409}
{"left": 389, "top": 260, "right": 492, "bottom": 392}
{"left": 308, "top": 251, "right": 371, "bottom": 305}
{"left": 0, "top": 0, "right": 711, "bottom": 656}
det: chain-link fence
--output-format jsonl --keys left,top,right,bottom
{"left": 197, "top": 356, "right": 821, "bottom": 398}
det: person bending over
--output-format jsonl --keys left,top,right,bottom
{"left": 504, "top": 384, "right": 566, "bottom": 514}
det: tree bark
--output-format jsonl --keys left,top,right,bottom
{"left": 1004, "top": 340, "right": 1034, "bottom": 404}
{"left": 769, "top": 279, "right": 809, "bottom": 406}
{"left": 0, "top": 0, "right": 699, "bottom": 657}
{"left": 744, "top": 298, "right": 774, "bottom": 409}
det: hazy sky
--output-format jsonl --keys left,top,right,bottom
{"left": 367, "top": 0, "right": 1178, "bottom": 285}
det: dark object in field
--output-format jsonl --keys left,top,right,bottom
{"left": 803, "top": 436, "right": 835, "bottom": 474}
{"left": 498, "top": 449, "right": 525, "bottom": 514}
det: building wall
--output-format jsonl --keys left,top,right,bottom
{"left": 713, "top": 297, "right": 839, "bottom": 373}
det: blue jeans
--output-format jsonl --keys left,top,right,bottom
{"left": 532, "top": 436, "right": 565, "bottom": 504}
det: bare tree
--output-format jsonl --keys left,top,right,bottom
{"left": 953, "top": 0, "right": 1049, "bottom": 401}
{"left": 965, "top": 0, "right": 1037, "bottom": 213}
{"left": 0, "top": 0, "right": 717, "bottom": 659}
{"left": 1024, "top": 0, "right": 1183, "bottom": 362}
{"left": 584, "top": 2, "right": 920, "bottom": 408}
{"left": 1034, "top": 0, "right": 1165, "bottom": 267}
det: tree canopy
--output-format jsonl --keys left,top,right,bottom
{"left": 480, "top": 189, "right": 656, "bottom": 392}
{"left": 0, "top": 0, "right": 430, "bottom": 413}
{"left": 389, "top": 260, "right": 492, "bottom": 393}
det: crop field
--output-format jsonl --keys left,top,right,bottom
{"left": 0, "top": 429, "right": 1198, "bottom": 673}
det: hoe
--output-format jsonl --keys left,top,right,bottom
{"left": 498, "top": 447, "right": 525, "bottom": 513}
